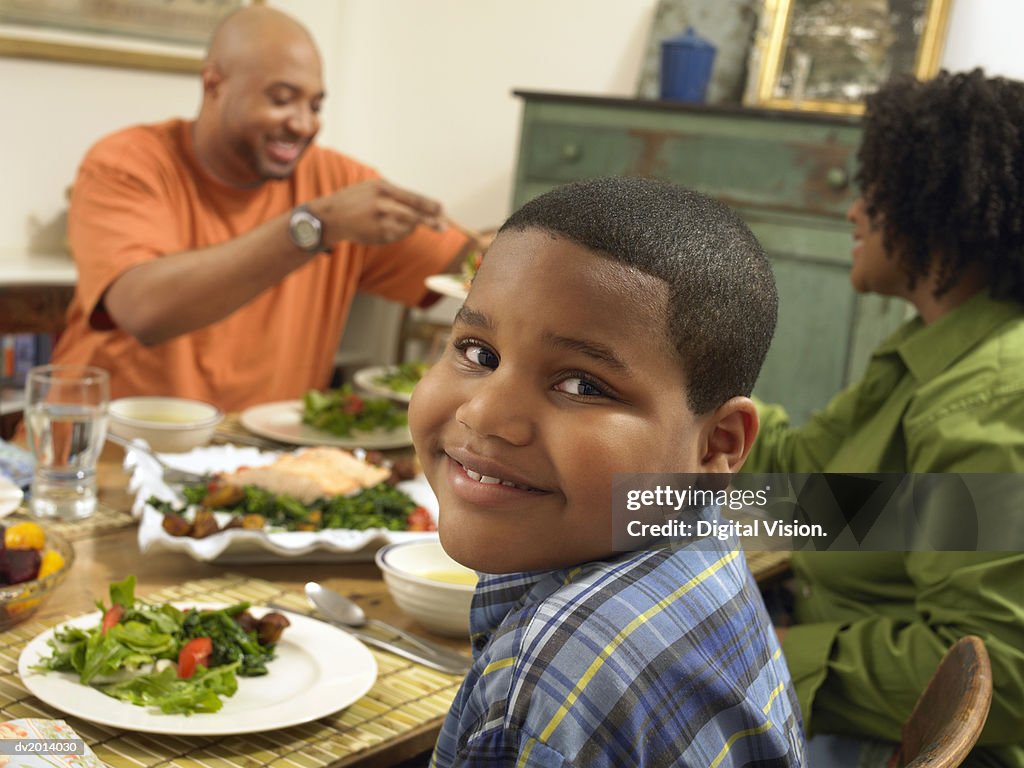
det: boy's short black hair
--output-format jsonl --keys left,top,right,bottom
{"left": 499, "top": 176, "right": 777, "bottom": 414}
{"left": 858, "top": 68, "right": 1024, "bottom": 302}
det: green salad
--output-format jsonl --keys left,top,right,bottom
{"left": 372, "top": 362, "right": 429, "bottom": 395}
{"left": 302, "top": 385, "right": 407, "bottom": 437}
{"left": 33, "top": 576, "right": 289, "bottom": 715}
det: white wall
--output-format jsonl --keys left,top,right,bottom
{"left": 941, "top": 0, "right": 1024, "bottom": 79}
{"left": 326, "top": 0, "right": 658, "bottom": 228}
{"left": 0, "top": 58, "right": 196, "bottom": 253}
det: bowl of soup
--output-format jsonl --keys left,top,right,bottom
{"left": 374, "top": 539, "right": 476, "bottom": 638}
{"left": 108, "top": 396, "right": 223, "bottom": 453}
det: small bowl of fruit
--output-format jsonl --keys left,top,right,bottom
{"left": 0, "top": 519, "right": 74, "bottom": 630}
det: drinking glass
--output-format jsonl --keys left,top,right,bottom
{"left": 24, "top": 364, "right": 109, "bottom": 521}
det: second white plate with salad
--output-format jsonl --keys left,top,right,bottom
{"left": 240, "top": 400, "right": 413, "bottom": 450}
{"left": 19, "top": 605, "right": 377, "bottom": 736}
{"left": 424, "top": 273, "right": 469, "bottom": 301}
{"left": 353, "top": 363, "right": 429, "bottom": 404}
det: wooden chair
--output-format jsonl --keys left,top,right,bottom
{"left": 888, "top": 635, "right": 993, "bottom": 768}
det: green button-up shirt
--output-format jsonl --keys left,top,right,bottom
{"left": 745, "top": 293, "right": 1024, "bottom": 768}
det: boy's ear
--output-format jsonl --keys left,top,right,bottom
{"left": 700, "top": 396, "right": 759, "bottom": 474}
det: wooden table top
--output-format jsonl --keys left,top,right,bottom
{"left": 14, "top": 443, "right": 467, "bottom": 767}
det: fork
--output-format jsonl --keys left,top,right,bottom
{"left": 106, "top": 433, "right": 209, "bottom": 485}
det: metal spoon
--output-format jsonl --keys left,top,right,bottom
{"left": 304, "top": 581, "right": 470, "bottom": 667}
{"left": 106, "top": 433, "right": 208, "bottom": 485}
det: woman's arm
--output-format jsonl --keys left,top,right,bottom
{"left": 743, "top": 384, "right": 864, "bottom": 474}
{"left": 783, "top": 552, "right": 1024, "bottom": 744}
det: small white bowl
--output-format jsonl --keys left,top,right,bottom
{"left": 375, "top": 539, "right": 476, "bottom": 638}
{"left": 108, "top": 396, "right": 223, "bottom": 454}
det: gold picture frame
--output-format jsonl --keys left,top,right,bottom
{"left": 0, "top": 0, "right": 261, "bottom": 73}
{"left": 746, "top": 0, "right": 954, "bottom": 115}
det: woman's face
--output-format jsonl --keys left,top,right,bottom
{"left": 847, "top": 196, "right": 909, "bottom": 297}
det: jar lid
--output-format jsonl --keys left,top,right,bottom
{"left": 664, "top": 26, "right": 715, "bottom": 51}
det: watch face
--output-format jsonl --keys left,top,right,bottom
{"left": 290, "top": 209, "right": 322, "bottom": 251}
{"left": 293, "top": 217, "right": 319, "bottom": 248}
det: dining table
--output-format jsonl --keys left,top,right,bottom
{"left": 0, "top": 434, "right": 469, "bottom": 768}
{"left": 0, "top": 417, "right": 792, "bottom": 768}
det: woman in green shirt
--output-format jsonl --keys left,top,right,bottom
{"left": 746, "top": 70, "right": 1024, "bottom": 768}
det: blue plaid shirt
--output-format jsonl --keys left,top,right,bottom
{"left": 432, "top": 512, "right": 805, "bottom": 767}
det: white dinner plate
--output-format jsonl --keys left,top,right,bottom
{"left": 19, "top": 605, "right": 377, "bottom": 736}
{"left": 0, "top": 477, "right": 24, "bottom": 518}
{"left": 424, "top": 274, "right": 469, "bottom": 301}
{"left": 352, "top": 365, "right": 420, "bottom": 404}
{"left": 240, "top": 400, "right": 413, "bottom": 449}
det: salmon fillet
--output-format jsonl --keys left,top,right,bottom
{"left": 221, "top": 447, "right": 390, "bottom": 503}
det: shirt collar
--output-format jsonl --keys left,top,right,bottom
{"left": 466, "top": 545, "right": 684, "bottom": 652}
{"left": 876, "top": 293, "right": 1022, "bottom": 383}
{"left": 467, "top": 507, "right": 726, "bottom": 646}
{"left": 468, "top": 570, "right": 563, "bottom": 648}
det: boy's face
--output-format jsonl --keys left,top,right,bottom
{"left": 410, "top": 229, "right": 710, "bottom": 573}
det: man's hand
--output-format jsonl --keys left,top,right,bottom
{"left": 445, "top": 219, "right": 497, "bottom": 253}
{"left": 316, "top": 179, "right": 446, "bottom": 246}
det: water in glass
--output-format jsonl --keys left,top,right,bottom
{"left": 24, "top": 365, "right": 109, "bottom": 521}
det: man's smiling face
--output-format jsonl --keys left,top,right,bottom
{"left": 209, "top": 33, "right": 324, "bottom": 186}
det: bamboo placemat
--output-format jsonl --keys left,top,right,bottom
{"left": 10, "top": 504, "right": 135, "bottom": 542}
{"left": 0, "top": 575, "right": 462, "bottom": 768}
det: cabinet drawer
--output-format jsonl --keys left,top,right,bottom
{"left": 520, "top": 116, "right": 859, "bottom": 218}
{"left": 657, "top": 128, "right": 856, "bottom": 217}
{"left": 521, "top": 124, "right": 638, "bottom": 182}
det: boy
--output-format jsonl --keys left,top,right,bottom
{"left": 409, "top": 177, "right": 804, "bottom": 766}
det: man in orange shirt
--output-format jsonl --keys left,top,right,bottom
{"left": 51, "top": 5, "right": 476, "bottom": 412}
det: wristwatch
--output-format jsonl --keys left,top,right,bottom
{"left": 288, "top": 204, "right": 328, "bottom": 253}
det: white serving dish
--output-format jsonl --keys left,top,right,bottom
{"left": 128, "top": 444, "right": 440, "bottom": 563}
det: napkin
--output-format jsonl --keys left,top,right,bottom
{"left": 0, "top": 440, "right": 33, "bottom": 489}
{"left": 0, "top": 718, "right": 104, "bottom": 767}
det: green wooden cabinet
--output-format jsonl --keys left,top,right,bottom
{"left": 511, "top": 91, "right": 908, "bottom": 424}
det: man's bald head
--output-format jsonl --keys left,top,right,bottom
{"left": 205, "top": 5, "right": 320, "bottom": 76}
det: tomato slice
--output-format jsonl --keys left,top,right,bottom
{"left": 406, "top": 506, "right": 436, "bottom": 532}
{"left": 101, "top": 604, "right": 125, "bottom": 635}
{"left": 177, "top": 636, "right": 213, "bottom": 679}
{"left": 342, "top": 394, "right": 364, "bottom": 415}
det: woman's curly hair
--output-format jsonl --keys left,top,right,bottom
{"left": 857, "top": 68, "right": 1024, "bottom": 302}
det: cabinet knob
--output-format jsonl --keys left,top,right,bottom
{"left": 561, "top": 143, "right": 581, "bottom": 162}
{"left": 826, "top": 167, "right": 849, "bottom": 190}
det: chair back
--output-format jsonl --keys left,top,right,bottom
{"left": 889, "top": 635, "right": 993, "bottom": 768}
